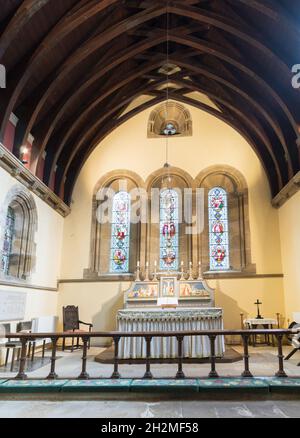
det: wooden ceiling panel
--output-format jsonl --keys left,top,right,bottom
{"left": 0, "top": 0, "right": 298, "bottom": 204}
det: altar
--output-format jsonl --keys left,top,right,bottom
{"left": 118, "top": 307, "right": 225, "bottom": 359}
{"left": 117, "top": 268, "right": 225, "bottom": 359}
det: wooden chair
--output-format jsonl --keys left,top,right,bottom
{"left": 1, "top": 323, "right": 22, "bottom": 372}
{"left": 285, "top": 322, "right": 300, "bottom": 365}
{"left": 16, "top": 321, "right": 38, "bottom": 362}
{"left": 62, "top": 306, "right": 93, "bottom": 352}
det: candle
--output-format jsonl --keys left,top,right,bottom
{"left": 189, "top": 261, "right": 192, "bottom": 267}
{"left": 181, "top": 261, "right": 184, "bottom": 267}
{"left": 146, "top": 262, "right": 149, "bottom": 267}
{"left": 137, "top": 261, "right": 140, "bottom": 268}
{"left": 154, "top": 261, "right": 157, "bottom": 267}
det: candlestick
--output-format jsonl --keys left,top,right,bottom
{"left": 180, "top": 261, "right": 185, "bottom": 281}
{"left": 135, "top": 262, "right": 141, "bottom": 281}
{"left": 144, "top": 262, "right": 150, "bottom": 282}
{"left": 152, "top": 260, "right": 158, "bottom": 281}
{"left": 188, "top": 261, "right": 193, "bottom": 280}
{"left": 197, "top": 261, "right": 203, "bottom": 281}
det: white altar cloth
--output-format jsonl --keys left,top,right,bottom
{"left": 117, "top": 308, "right": 225, "bottom": 359}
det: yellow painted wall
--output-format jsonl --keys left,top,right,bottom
{"left": 0, "top": 168, "right": 62, "bottom": 321}
{"left": 0, "top": 168, "right": 63, "bottom": 362}
{"left": 0, "top": 168, "right": 64, "bottom": 290}
{"left": 59, "top": 102, "right": 285, "bottom": 333}
{"left": 278, "top": 190, "right": 300, "bottom": 322}
{"left": 58, "top": 277, "right": 285, "bottom": 346}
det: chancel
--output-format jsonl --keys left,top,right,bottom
{"left": 115, "top": 261, "right": 225, "bottom": 360}
{"left": 0, "top": 0, "right": 300, "bottom": 420}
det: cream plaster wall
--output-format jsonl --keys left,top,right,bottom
{"left": 0, "top": 167, "right": 63, "bottom": 322}
{"left": 0, "top": 168, "right": 63, "bottom": 364}
{"left": 58, "top": 277, "right": 285, "bottom": 346}
{"left": 59, "top": 102, "right": 285, "bottom": 331}
{"left": 62, "top": 102, "right": 282, "bottom": 278}
{"left": 278, "top": 190, "right": 300, "bottom": 322}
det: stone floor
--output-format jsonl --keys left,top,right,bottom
{"left": 0, "top": 345, "right": 300, "bottom": 418}
{"left": 0, "top": 399, "right": 300, "bottom": 418}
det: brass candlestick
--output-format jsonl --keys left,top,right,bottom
{"left": 180, "top": 262, "right": 185, "bottom": 281}
{"left": 188, "top": 262, "right": 194, "bottom": 281}
{"left": 197, "top": 261, "right": 203, "bottom": 281}
{"left": 152, "top": 261, "right": 158, "bottom": 281}
{"left": 144, "top": 262, "right": 150, "bottom": 282}
{"left": 136, "top": 262, "right": 141, "bottom": 281}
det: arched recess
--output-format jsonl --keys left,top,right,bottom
{"left": 195, "top": 165, "right": 256, "bottom": 274}
{"left": 0, "top": 185, "right": 38, "bottom": 281}
{"left": 84, "top": 170, "right": 145, "bottom": 280}
{"left": 145, "top": 166, "right": 194, "bottom": 272}
{"left": 147, "top": 102, "right": 192, "bottom": 138}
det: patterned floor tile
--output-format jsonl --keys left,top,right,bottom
{"left": 62, "top": 379, "right": 132, "bottom": 392}
{"left": 0, "top": 379, "right": 68, "bottom": 393}
{"left": 130, "top": 379, "right": 199, "bottom": 392}
{"left": 266, "top": 378, "right": 300, "bottom": 392}
{"left": 197, "top": 378, "right": 269, "bottom": 392}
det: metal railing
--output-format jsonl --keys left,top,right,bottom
{"left": 2, "top": 329, "right": 300, "bottom": 381}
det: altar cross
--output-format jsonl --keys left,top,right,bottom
{"left": 254, "top": 299, "right": 263, "bottom": 320}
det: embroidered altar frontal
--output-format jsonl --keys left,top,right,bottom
{"left": 117, "top": 308, "right": 225, "bottom": 359}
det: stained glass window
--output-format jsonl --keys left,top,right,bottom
{"left": 160, "top": 189, "right": 179, "bottom": 271}
{"left": 1, "top": 207, "right": 15, "bottom": 275}
{"left": 110, "top": 191, "right": 131, "bottom": 273}
{"left": 209, "top": 187, "right": 230, "bottom": 271}
{"left": 162, "top": 122, "right": 177, "bottom": 136}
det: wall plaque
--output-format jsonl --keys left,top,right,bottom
{"left": 0, "top": 291, "right": 27, "bottom": 322}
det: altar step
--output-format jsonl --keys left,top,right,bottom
{"left": 95, "top": 347, "right": 242, "bottom": 364}
{"left": 1, "top": 378, "right": 300, "bottom": 396}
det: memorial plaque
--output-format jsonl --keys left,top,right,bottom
{"left": 0, "top": 291, "right": 27, "bottom": 322}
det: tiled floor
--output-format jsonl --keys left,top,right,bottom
{"left": 0, "top": 345, "right": 300, "bottom": 418}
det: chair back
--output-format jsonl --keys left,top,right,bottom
{"left": 16, "top": 321, "right": 32, "bottom": 333}
{"left": 63, "top": 306, "right": 79, "bottom": 331}
{"left": 0, "top": 323, "right": 10, "bottom": 335}
{"left": 0, "top": 323, "right": 11, "bottom": 344}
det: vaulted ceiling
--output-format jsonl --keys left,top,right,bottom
{"left": 0, "top": 0, "right": 299, "bottom": 205}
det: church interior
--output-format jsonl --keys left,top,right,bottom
{"left": 0, "top": 0, "right": 300, "bottom": 420}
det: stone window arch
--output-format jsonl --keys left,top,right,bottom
{"left": 84, "top": 170, "right": 144, "bottom": 279}
{"left": 147, "top": 101, "right": 192, "bottom": 138}
{"left": 0, "top": 186, "right": 37, "bottom": 280}
{"left": 195, "top": 165, "right": 255, "bottom": 274}
{"left": 146, "top": 167, "right": 194, "bottom": 270}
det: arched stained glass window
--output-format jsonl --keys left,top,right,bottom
{"left": 1, "top": 207, "right": 15, "bottom": 275}
{"left": 160, "top": 189, "right": 179, "bottom": 271}
{"left": 209, "top": 187, "right": 230, "bottom": 271}
{"left": 110, "top": 191, "right": 131, "bottom": 273}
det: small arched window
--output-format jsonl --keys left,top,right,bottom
{"left": 208, "top": 187, "right": 230, "bottom": 271}
{"left": 2, "top": 207, "right": 15, "bottom": 275}
{"left": 0, "top": 188, "right": 37, "bottom": 280}
{"left": 160, "top": 189, "right": 179, "bottom": 271}
{"left": 110, "top": 191, "right": 131, "bottom": 273}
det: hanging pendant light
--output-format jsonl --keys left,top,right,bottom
{"left": 162, "top": 0, "right": 172, "bottom": 189}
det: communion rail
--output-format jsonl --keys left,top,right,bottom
{"left": 3, "top": 329, "right": 300, "bottom": 380}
